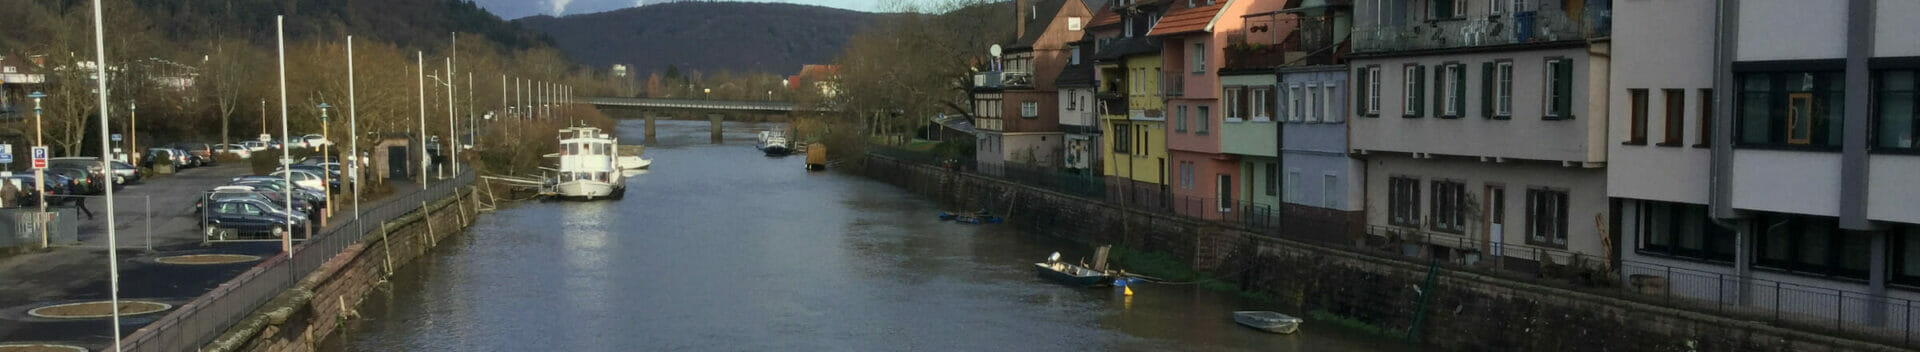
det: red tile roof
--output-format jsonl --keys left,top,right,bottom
{"left": 1090, "top": 9, "right": 1122, "bottom": 27}
{"left": 1147, "top": 2, "right": 1224, "bottom": 37}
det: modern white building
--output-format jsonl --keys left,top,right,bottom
{"left": 1613, "top": 0, "right": 1920, "bottom": 323}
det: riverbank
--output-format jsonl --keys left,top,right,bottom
{"left": 859, "top": 154, "right": 1907, "bottom": 352}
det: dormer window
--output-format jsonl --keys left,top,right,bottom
{"left": 1070, "top": 45, "right": 1081, "bottom": 65}
{"left": 1032, "top": 5, "right": 1038, "bottom": 19}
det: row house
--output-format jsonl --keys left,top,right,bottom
{"left": 1222, "top": 0, "right": 1365, "bottom": 232}
{"left": 1059, "top": 33, "right": 1102, "bottom": 174}
{"left": 1094, "top": 0, "right": 1172, "bottom": 202}
{"left": 1151, "top": 0, "right": 1266, "bottom": 219}
{"left": 973, "top": 0, "right": 1095, "bottom": 169}
{"left": 1613, "top": 0, "right": 1920, "bottom": 319}
{"left": 1348, "top": 0, "right": 1613, "bottom": 264}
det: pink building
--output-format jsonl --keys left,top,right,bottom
{"left": 1148, "top": 0, "right": 1289, "bottom": 219}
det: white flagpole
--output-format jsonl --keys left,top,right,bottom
{"left": 348, "top": 35, "right": 359, "bottom": 221}
{"left": 445, "top": 58, "right": 456, "bottom": 175}
{"left": 89, "top": 0, "right": 124, "bottom": 349}
{"left": 417, "top": 52, "right": 428, "bottom": 187}
{"left": 277, "top": 16, "right": 293, "bottom": 257}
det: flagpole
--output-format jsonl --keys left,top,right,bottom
{"left": 89, "top": 0, "right": 124, "bottom": 348}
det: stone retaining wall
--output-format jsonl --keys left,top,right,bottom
{"left": 860, "top": 155, "right": 1905, "bottom": 352}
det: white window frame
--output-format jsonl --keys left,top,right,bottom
{"left": 1545, "top": 58, "right": 1567, "bottom": 118}
{"left": 1491, "top": 0, "right": 1505, "bottom": 14}
{"left": 1323, "top": 83, "right": 1339, "bottom": 123}
{"left": 1192, "top": 43, "right": 1207, "bottom": 73}
{"left": 1443, "top": 64, "right": 1461, "bottom": 116}
{"left": 1366, "top": 66, "right": 1382, "bottom": 115}
{"left": 1285, "top": 170, "right": 1301, "bottom": 203}
{"left": 1021, "top": 101, "right": 1039, "bottom": 118}
{"left": 1323, "top": 174, "right": 1339, "bottom": 208}
{"left": 1068, "top": 17, "right": 1084, "bottom": 31}
{"left": 1496, "top": 61, "right": 1513, "bottom": 116}
{"left": 1224, "top": 86, "right": 1243, "bottom": 121}
{"left": 1288, "top": 85, "right": 1303, "bottom": 122}
{"left": 1307, "top": 83, "right": 1322, "bottom": 122}
{"left": 1197, "top": 106, "right": 1211, "bottom": 134}
{"left": 1070, "top": 45, "right": 1081, "bottom": 65}
{"left": 1404, "top": 66, "right": 1419, "bottom": 115}
{"left": 1251, "top": 88, "right": 1271, "bottom": 121}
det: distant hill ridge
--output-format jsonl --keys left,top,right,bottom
{"left": 515, "top": 1, "right": 883, "bottom": 75}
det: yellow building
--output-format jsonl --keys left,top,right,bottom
{"left": 1094, "top": 53, "right": 1167, "bottom": 185}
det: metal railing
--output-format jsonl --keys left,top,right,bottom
{"left": 1162, "top": 73, "right": 1185, "bottom": 97}
{"left": 1353, "top": 2, "right": 1609, "bottom": 53}
{"left": 120, "top": 171, "right": 475, "bottom": 352}
{"left": 865, "top": 150, "right": 1920, "bottom": 347}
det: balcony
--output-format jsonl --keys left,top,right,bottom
{"left": 973, "top": 71, "right": 1003, "bottom": 89}
{"left": 1002, "top": 71, "right": 1035, "bottom": 88}
{"left": 1353, "top": 3, "right": 1609, "bottom": 53}
{"left": 976, "top": 117, "right": 1004, "bottom": 131}
{"left": 1162, "top": 73, "right": 1184, "bottom": 97}
{"left": 1098, "top": 93, "right": 1127, "bottom": 116}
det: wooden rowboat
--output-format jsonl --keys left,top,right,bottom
{"left": 1233, "top": 311, "right": 1303, "bottom": 334}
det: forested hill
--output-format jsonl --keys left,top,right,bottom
{"left": 515, "top": 2, "right": 882, "bottom": 75}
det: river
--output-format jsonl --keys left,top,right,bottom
{"left": 321, "top": 120, "right": 1414, "bottom": 351}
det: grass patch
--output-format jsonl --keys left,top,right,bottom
{"left": 1307, "top": 309, "right": 1409, "bottom": 340}
{"left": 1107, "top": 247, "right": 1275, "bottom": 302}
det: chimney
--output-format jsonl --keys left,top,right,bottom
{"left": 1016, "top": 0, "right": 1030, "bottom": 39}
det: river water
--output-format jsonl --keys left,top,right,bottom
{"left": 322, "top": 120, "right": 1414, "bottom": 351}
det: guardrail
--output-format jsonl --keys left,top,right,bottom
{"left": 120, "top": 171, "right": 475, "bottom": 352}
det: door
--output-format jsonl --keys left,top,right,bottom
{"left": 1486, "top": 185, "right": 1506, "bottom": 258}
{"left": 1787, "top": 93, "right": 1813, "bottom": 145}
{"left": 1217, "top": 174, "right": 1233, "bottom": 213}
{"left": 388, "top": 146, "right": 409, "bottom": 179}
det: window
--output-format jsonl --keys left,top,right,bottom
{"left": 1495, "top": 61, "right": 1513, "bottom": 117}
{"left": 1875, "top": 70, "right": 1918, "bottom": 149}
{"left": 1323, "top": 175, "right": 1339, "bottom": 209}
{"left": 1176, "top": 105, "right": 1188, "bottom": 132}
{"left": 1284, "top": 170, "right": 1301, "bottom": 203}
{"left": 1430, "top": 180, "right": 1466, "bottom": 233}
{"left": 1224, "top": 86, "right": 1243, "bottom": 120}
{"left": 1323, "top": 84, "right": 1340, "bottom": 123}
{"left": 1366, "top": 66, "right": 1382, "bottom": 116}
{"left": 1754, "top": 213, "right": 1869, "bottom": 279}
{"left": 1112, "top": 124, "right": 1132, "bottom": 154}
{"left": 1180, "top": 162, "right": 1195, "bottom": 189}
{"left": 1288, "top": 85, "right": 1303, "bottom": 122}
{"left": 1264, "top": 163, "right": 1278, "bottom": 196}
{"left": 1068, "top": 17, "right": 1083, "bottom": 31}
{"left": 1441, "top": 64, "right": 1463, "bottom": 117}
{"left": 1404, "top": 65, "right": 1425, "bottom": 117}
{"left": 1627, "top": 89, "right": 1648, "bottom": 144}
{"left": 1389, "top": 176, "right": 1421, "bottom": 227}
{"left": 1490, "top": 0, "right": 1506, "bottom": 14}
{"left": 1634, "top": 201, "right": 1736, "bottom": 262}
{"left": 1697, "top": 88, "right": 1713, "bottom": 148}
{"left": 1891, "top": 225, "right": 1920, "bottom": 286}
{"left": 1526, "top": 188, "right": 1569, "bottom": 246}
{"left": 1070, "top": 45, "right": 1081, "bottom": 65}
{"left": 1196, "top": 106, "right": 1210, "bottom": 134}
{"left": 1307, "top": 84, "right": 1322, "bottom": 122}
{"left": 1663, "top": 89, "right": 1686, "bottom": 146}
{"left": 1737, "top": 71, "right": 1844, "bottom": 148}
{"left": 1250, "top": 87, "right": 1271, "bottom": 121}
{"left": 1138, "top": 128, "right": 1149, "bottom": 155}
{"left": 1021, "top": 101, "right": 1039, "bottom": 118}
{"left": 1429, "top": 0, "right": 1464, "bottom": 20}
{"left": 1545, "top": 58, "right": 1573, "bottom": 119}
{"left": 1191, "top": 43, "right": 1207, "bottom": 73}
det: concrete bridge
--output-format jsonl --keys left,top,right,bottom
{"left": 582, "top": 96, "right": 813, "bottom": 144}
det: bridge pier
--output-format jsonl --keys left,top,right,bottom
{"left": 709, "top": 114, "right": 724, "bottom": 144}
{"left": 644, "top": 112, "right": 657, "bottom": 145}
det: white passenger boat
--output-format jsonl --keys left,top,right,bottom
{"left": 554, "top": 126, "right": 626, "bottom": 200}
{"left": 758, "top": 131, "right": 792, "bottom": 156}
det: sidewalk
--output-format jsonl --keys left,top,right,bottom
{"left": 0, "top": 164, "right": 431, "bottom": 350}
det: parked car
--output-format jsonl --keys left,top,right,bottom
{"left": 240, "top": 141, "right": 270, "bottom": 152}
{"left": 229, "top": 178, "right": 326, "bottom": 208}
{"left": 298, "top": 134, "right": 332, "bottom": 148}
{"left": 45, "top": 167, "right": 100, "bottom": 195}
{"left": 51, "top": 157, "right": 140, "bottom": 185}
{"left": 197, "top": 186, "right": 313, "bottom": 215}
{"left": 214, "top": 144, "right": 252, "bottom": 159}
{"left": 144, "top": 148, "right": 191, "bottom": 169}
{"left": 201, "top": 197, "right": 308, "bottom": 240}
{"left": 281, "top": 165, "right": 342, "bottom": 191}
{"left": 266, "top": 169, "right": 328, "bottom": 192}
{"left": 169, "top": 143, "right": 215, "bottom": 166}
{"left": 1, "top": 174, "right": 56, "bottom": 206}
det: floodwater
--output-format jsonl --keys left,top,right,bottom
{"left": 322, "top": 120, "right": 1414, "bottom": 351}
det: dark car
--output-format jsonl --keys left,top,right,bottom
{"left": 2, "top": 175, "right": 59, "bottom": 206}
{"left": 44, "top": 167, "right": 100, "bottom": 195}
{"left": 201, "top": 197, "right": 309, "bottom": 240}
{"left": 197, "top": 186, "right": 314, "bottom": 215}
{"left": 230, "top": 179, "right": 326, "bottom": 209}
{"left": 144, "top": 148, "right": 191, "bottom": 169}
{"left": 169, "top": 142, "right": 216, "bottom": 166}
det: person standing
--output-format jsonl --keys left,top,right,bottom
{"left": 0, "top": 179, "right": 18, "bottom": 208}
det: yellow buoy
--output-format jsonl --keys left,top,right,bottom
{"left": 1123, "top": 286, "right": 1134, "bottom": 296}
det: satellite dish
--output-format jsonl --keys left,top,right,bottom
{"left": 989, "top": 44, "right": 1002, "bottom": 57}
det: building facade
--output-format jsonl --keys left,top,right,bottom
{"left": 1350, "top": 0, "right": 1612, "bottom": 264}
{"left": 1614, "top": 0, "right": 1920, "bottom": 321}
{"left": 1152, "top": 0, "right": 1284, "bottom": 219}
{"left": 1059, "top": 36, "right": 1102, "bottom": 174}
{"left": 975, "top": 0, "right": 1094, "bottom": 169}
{"left": 1095, "top": 1, "right": 1171, "bottom": 201}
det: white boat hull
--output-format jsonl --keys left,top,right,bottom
{"left": 556, "top": 180, "right": 620, "bottom": 199}
{"left": 618, "top": 156, "right": 651, "bottom": 169}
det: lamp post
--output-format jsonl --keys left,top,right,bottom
{"left": 347, "top": 35, "right": 361, "bottom": 224}
{"left": 87, "top": 0, "right": 127, "bottom": 348}
{"left": 317, "top": 102, "right": 332, "bottom": 223}
{"left": 128, "top": 100, "right": 136, "bottom": 165}
{"left": 28, "top": 91, "right": 47, "bottom": 248}
{"left": 276, "top": 16, "right": 294, "bottom": 256}
{"left": 416, "top": 51, "right": 428, "bottom": 188}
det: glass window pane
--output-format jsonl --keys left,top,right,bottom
{"left": 1646, "top": 203, "right": 1671, "bottom": 248}
{"left": 1739, "top": 75, "right": 1773, "bottom": 144}
{"left": 1800, "top": 219, "right": 1831, "bottom": 270}
{"left": 1762, "top": 217, "right": 1793, "bottom": 263}
{"left": 1841, "top": 234, "right": 1870, "bottom": 273}
{"left": 1901, "top": 228, "right": 1920, "bottom": 277}
{"left": 1880, "top": 71, "right": 1916, "bottom": 148}
{"left": 1678, "top": 204, "right": 1704, "bottom": 252}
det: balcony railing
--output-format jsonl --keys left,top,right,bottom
{"left": 1162, "top": 73, "right": 1184, "bottom": 97}
{"left": 1098, "top": 94, "right": 1127, "bottom": 116}
{"left": 975, "top": 117, "right": 1004, "bottom": 131}
{"left": 973, "top": 72, "right": 1003, "bottom": 88}
{"left": 1354, "top": 3, "right": 1609, "bottom": 53}
{"left": 1002, "top": 71, "right": 1034, "bottom": 88}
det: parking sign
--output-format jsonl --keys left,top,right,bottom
{"left": 30, "top": 147, "right": 47, "bottom": 169}
{"left": 0, "top": 143, "right": 12, "bottom": 164}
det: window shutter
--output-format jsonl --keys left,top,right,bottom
{"left": 1481, "top": 62, "right": 1495, "bottom": 118}
{"left": 1454, "top": 67, "right": 1467, "bottom": 117}
{"left": 1355, "top": 68, "right": 1368, "bottom": 114}
{"left": 1414, "top": 66, "right": 1426, "bottom": 117}
{"left": 1554, "top": 60, "right": 1573, "bottom": 118}
{"left": 1432, "top": 65, "right": 1444, "bottom": 117}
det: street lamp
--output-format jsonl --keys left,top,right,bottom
{"left": 27, "top": 91, "right": 46, "bottom": 248}
{"left": 317, "top": 102, "right": 333, "bottom": 223}
{"left": 127, "top": 100, "right": 136, "bottom": 164}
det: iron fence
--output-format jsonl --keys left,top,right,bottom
{"left": 120, "top": 171, "right": 474, "bottom": 352}
{"left": 869, "top": 150, "right": 1920, "bottom": 347}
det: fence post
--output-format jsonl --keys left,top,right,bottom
{"left": 1665, "top": 266, "right": 1674, "bottom": 302}
{"left": 1775, "top": 284, "right": 1782, "bottom": 322}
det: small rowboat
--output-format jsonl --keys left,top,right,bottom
{"left": 1233, "top": 311, "right": 1303, "bottom": 334}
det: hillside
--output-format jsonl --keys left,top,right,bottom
{"left": 515, "top": 2, "right": 882, "bottom": 75}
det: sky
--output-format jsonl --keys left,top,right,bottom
{"left": 474, "top": 0, "right": 887, "bottom": 19}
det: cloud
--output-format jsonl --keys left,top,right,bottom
{"left": 551, "top": 0, "right": 574, "bottom": 16}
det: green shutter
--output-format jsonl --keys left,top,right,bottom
{"left": 1432, "top": 65, "right": 1444, "bottom": 117}
{"left": 1355, "top": 68, "right": 1367, "bottom": 115}
{"left": 1554, "top": 59, "right": 1574, "bottom": 119}
{"left": 1481, "top": 62, "right": 1495, "bottom": 118}
{"left": 1413, "top": 66, "right": 1426, "bottom": 117}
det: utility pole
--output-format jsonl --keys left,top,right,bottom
{"left": 444, "top": 58, "right": 456, "bottom": 175}
{"left": 348, "top": 35, "right": 360, "bottom": 222}
{"left": 276, "top": 16, "right": 294, "bottom": 256}
{"left": 88, "top": 1, "right": 125, "bottom": 349}
{"left": 417, "top": 51, "right": 428, "bottom": 188}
